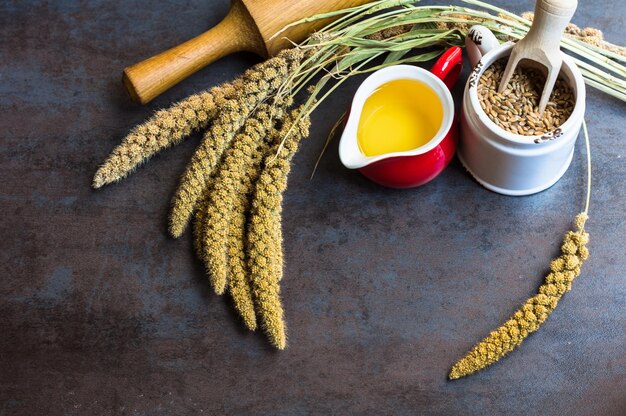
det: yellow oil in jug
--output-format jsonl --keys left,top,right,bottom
{"left": 357, "top": 79, "right": 444, "bottom": 157}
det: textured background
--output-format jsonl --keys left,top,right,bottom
{"left": 1, "top": 0, "right": 624, "bottom": 415}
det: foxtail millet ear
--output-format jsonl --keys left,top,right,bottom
{"left": 200, "top": 101, "right": 280, "bottom": 296}
{"left": 168, "top": 49, "right": 306, "bottom": 239}
{"left": 192, "top": 96, "right": 291, "bottom": 330}
{"left": 246, "top": 106, "right": 311, "bottom": 349}
{"left": 449, "top": 214, "right": 590, "bottom": 379}
{"left": 224, "top": 100, "right": 292, "bottom": 330}
{"left": 93, "top": 81, "right": 239, "bottom": 189}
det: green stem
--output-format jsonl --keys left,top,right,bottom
{"left": 582, "top": 119, "right": 591, "bottom": 215}
{"left": 580, "top": 75, "right": 626, "bottom": 101}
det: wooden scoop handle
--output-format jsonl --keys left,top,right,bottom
{"left": 123, "top": 0, "right": 266, "bottom": 104}
{"left": 525, "top": 0, "right": 577, "bottom": 52}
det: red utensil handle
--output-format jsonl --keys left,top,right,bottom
{"left": 431, "top": 46, "right": 463, "bottom": 90}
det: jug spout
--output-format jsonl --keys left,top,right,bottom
{"left": 338, "top": 111, "right": 368, "bottom": 169}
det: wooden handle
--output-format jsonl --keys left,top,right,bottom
{"left": 124, "top": 0, "right": 377, "bottom": 104}
{"left": 123, "top": 0, "right": 266, "bottom": 104}
{"left": 526, "top": 0, "right": 577, "bottom": 51}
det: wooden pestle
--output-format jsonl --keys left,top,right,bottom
{"left": 123, "top": 0, "right": 375, "bottom": 104}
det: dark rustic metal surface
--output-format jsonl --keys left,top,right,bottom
{"left": 1, "top": 0, "right": 624, "bottom": 414}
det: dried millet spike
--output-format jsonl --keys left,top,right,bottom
{"left": 190, "top": 110, "right": 269, "bottom": 262}
{"left": 208, "top": 101, "right": 291, "bottom": 328}
{"left": 449, "top": 213, "right": 590, "bottom": 379}
{"left": 92, "top": 80, "right": 239, "bottom": 189}
{"left": 199, "top": 100, "right": 280, "bottom": 292}
{"left": 198, "top": 102, "right": 273, "bottom": 296}
{"left": 193, "top": 192, "right": 210, "bottom": 260}
{"left": 225, "top": 117, "right": 291, "bottom": 331}
{"left": 168, "top": 48, "right": 305, "bottom": 238}
{"left": 434, "top": 13, "right": 475, "bottom": 32}
{"left": 169, "top": 79, "right": 275, "bottom": 238}
{"left": 200, "top": 104, "right": 270, "bottom": 295}
{"left": 247, "top": 106, "right": 311, "bottom": 349}
{"left": 366, "top": 24, "right": 413, "bottom": 41}
{"left": 194, "top": 187, "right": 258, "bottom": 326}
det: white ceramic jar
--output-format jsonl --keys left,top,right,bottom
{"left": 459, "top": 25, "right": 586, "bottom": 196}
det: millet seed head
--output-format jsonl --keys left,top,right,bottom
{"left": 449, "top": 213, "right": 589, "bottom": 379}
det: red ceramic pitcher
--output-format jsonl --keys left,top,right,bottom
{"left": 339, "top": 46, "right": 463, "bottom": 188}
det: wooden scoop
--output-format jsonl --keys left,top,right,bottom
{"left": 123, "top": 0, "right": 375, "bottom": 104}
{"left": 498, "top": 0, "right": 577, "bottom": 114}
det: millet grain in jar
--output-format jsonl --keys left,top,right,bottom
{"left": 477, "top": 59, "right": 575, "bottom": 137}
